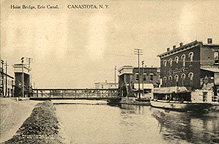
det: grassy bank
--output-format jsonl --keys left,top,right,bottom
{"left": 5, "top": 101, "right": 66, "bottom": 144}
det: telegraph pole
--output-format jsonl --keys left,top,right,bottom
{"left": 5, "top": 61, "right": 9, "bottom": 97}
{"left": 21, "top": 57, "right": 24, "bottom": 97}
{"left": 134, "top": 49, "right": 143, "bottom": 99}
{"left": 26, "top": 57, "right": 32, "bottom": 97}
{"left": 142, "top": 61, "right": 144, "bottom": 97}
{"left": 1, "top": 60, "right": 4, "bottom": 97}
{"left": 26, "top": 57, "right": 32, "bottom": 72}
{"left": 114, "top": 66, "right": 117, "bottom": 84}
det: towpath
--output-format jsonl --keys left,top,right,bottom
{"left": 0, "top": 98, "right": 40, "bottom": 143}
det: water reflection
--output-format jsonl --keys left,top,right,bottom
{"left": 54, "top": 101, "right": 219, "bottom": 144}
{"left": 150, "top": 107, "right": 219, "bottom": 144}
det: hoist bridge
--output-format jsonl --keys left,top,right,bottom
{"left": 30, "top": 88, "right": 119, "bottom": 100}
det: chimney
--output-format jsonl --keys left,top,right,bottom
{"left": 173, "top": 45, "right": 176, "bottom": 50}
{"left": 167, "top": 48, "right": 170, "bottom": 51}
{"left": 180, "top": 42, "right": 183, "bottom": 47}
{"left": 207, "top": 38, "right": 212, "bottom": 44}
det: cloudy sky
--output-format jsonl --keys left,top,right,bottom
{"left": 1, "top": 0, "right": 219, "bottom": 88}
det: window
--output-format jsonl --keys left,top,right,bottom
{"left": 163, "top": 77, "right": 167, "bottom": 82}
{"left": 214, "top": 51, "right": 219, "bottom": 63}
{"left": 169, "top": 75, "right": 172, "bottom": 81}
{"left": 188, "top": 72, "right": 194, "bottom": 80}
{"left": 181, "top": 54, "right": 186, "bottom": 67}
{"left": 163, "top": 60, "right": 167, "bottom": 66}
{"left": 143, "top": 74, "right": 146, "bottom": 81}
{"left": 136, "top": 74, "right": 139, "bottom": 81}
{"left": 181, "top": 73, "right": 186, "bottom": 79}
{"left": 163, "top": 77, "right": 167, "bottom": 86}
{"left": 175, "top": 75, "right": 179, "bottom": 82}
{"left": 175, "top": 56, "right": 179, "bottom": 64}
{"left": 189, "top": 52, "right": 194, "bottom": 62}
{"left": 149, "top": 74, "right": 153, "bottom": 81}
{"left": 169, "top": 58, "right": 173, "bottom": 67}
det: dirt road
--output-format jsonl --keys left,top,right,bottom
{"left": 0, "top": 98, "right": 40, "bottom": 143}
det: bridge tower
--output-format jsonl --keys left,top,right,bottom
{"left": 13, "top": 64, "right": 31, "bottom": 97}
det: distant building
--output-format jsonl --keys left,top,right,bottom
{"left": 118, "top": 65, "right": 160, "bottom": 97}
{"left": 158, "top": 38, "right": 219, "bottom": 101}
{"left": 0, "top": 70, "right": 14, "bottom": 97}
{"left": 13, "top": 64, "right": 31, "bottom": 97}
{"left": 95, "top": 81, "right": 118, "bottom": 89}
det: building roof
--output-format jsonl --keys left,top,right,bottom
{"left": 157, "top": 40, "right": 201, "bottom": 58}
{"left": 158, "top": 40, "right": 219, "bottom": 58}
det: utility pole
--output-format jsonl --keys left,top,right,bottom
{"left": 1, "top": 60, "right": 4, "bottom": 97}
{"left": 5, "top": 61, "right": 9, "bottom": 97}
{"left": 26, "top": 57, "right": 32, "bottom": 97}
{"left": 134, "top": 49, "right": 143, "bottom": 99}
{"left": 21, "top": 57, "right": 24, "bottom": 97}
{"left": 142, "top": 61, "right": 144, "bottom": 97}
{"left": 114, "top": 66, "right": 117, "bottom": 85}
{"left": 26, "top": 57, "right": 32, "bottom": 72}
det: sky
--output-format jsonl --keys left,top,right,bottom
{"left": 1, "top": 0, "right": 219, "bottom": 88}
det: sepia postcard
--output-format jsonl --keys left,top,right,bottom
{"left": 1, "top": 0, "right": 219, "bottom": 143}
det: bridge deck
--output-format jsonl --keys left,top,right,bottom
{"left": 31, "top": 88, "right": 119, "bottom": 99}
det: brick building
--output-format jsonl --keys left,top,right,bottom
{"left": 118, "top": 66, "right": 160, "bottom": 97}
{"left": 158, "top": 38, "right": 219, "bottom": 100}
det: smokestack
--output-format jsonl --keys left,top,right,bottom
{"left": 173, "top": 45, "right": 176, "bottom": 50}
{"left": 180, "top": 42, "right": 183, "bottom": 47}
{"left": 207, "top": 38, "right": 212, "bottom": 44}
{"left": 167, "top": 48, "right": 170, "bottom": 51}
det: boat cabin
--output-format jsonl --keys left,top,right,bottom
{"left": 153, "top": 87, "right": 191, "bottom": 102}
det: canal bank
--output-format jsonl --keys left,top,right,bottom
{"left": 0, "top": 98, "right": 40, "bottom": 143}
{"left": 3, "top": 101, "right": 68, "bottom": 144}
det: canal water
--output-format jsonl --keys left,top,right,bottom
{"left": 54, "top": 100, "right": 219, "bottom": 144}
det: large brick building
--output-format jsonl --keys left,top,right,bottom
{"left": 158, "top": 38, "right": 219, "bottom": 99}
{"left": 118, "top": 66, "right": 160, "bottom": 97}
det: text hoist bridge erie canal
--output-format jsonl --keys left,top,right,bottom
{"left": 30, "top": 88, "right": 119, "bottom": 100}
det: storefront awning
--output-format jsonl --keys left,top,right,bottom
{"left": 201, "top": 67, "right": 219, "bottom": 73}
{"left": 153, "top": 87, "right": 191, "bottom": 94}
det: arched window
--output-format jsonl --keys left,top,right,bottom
{"left": 169, "top": 58, "right": 173, "bottom": 67}
{"left": 163, "top": 77, "right": 167, "bottom": 86}
{"left": 188, "top": 52, "right": 194, "bottom": 62}
{"left": 169, "top": 75, "right": 172, "bottom": 81}
{"left": 175, "top": 75, "right": 179, "bottom": 82}
{"left": 163, "top": 60, "right": 167, "bottom": 66}
{"left": 175, "top": 56, "right": 179, "bottom": 64}
{"left": 181, "top": 54, "right": 186, "bottom": 67}
{"left": 214, "top": 51, "right": 219, "bottom": 63}
{"left": 181, "top": 73, "right": 186, "bottom": 79}
{"left": 188, "top": 72, "right": 194, "bottom": 80}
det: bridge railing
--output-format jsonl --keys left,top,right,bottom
{"left": 32, "top": 89, "right": 119, "bottom": 99}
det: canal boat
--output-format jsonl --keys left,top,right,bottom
{"left": 151, "top": 87, "right": 213, "bottom": 112}
{"left": 120, "top": 96, "right": 150, "bottom": 106}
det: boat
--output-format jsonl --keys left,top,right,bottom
{"left": 151, "top": 87, "right": 213, "bottom": 112}
{"left": 120, "top": 96, "right": 150, "bottom": 106}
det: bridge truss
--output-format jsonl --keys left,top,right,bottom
{"left": 32, "top": 88, "right": 119, "bottom": 99}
